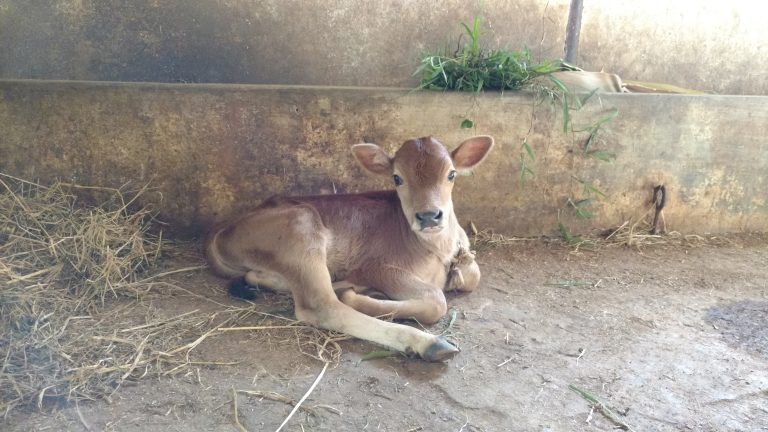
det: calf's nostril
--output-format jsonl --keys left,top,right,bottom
{"left": 416, "top": 211, "right": 442, "bottom": 228}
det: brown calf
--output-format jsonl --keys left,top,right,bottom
{"left": 204, "top": 136, "right": 494, "bottom": 361}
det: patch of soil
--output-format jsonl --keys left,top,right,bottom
{"left": 706, "top": 300, "right": 768, "bottom": 358}
{"left": 4, "top": 238, "right": 768, "bottom": 432}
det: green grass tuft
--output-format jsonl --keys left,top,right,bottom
{"left": 415, "top": 17, "right": 563, "bottom": 92}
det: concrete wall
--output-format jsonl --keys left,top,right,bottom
{"left": 0, "top": 1, "right": 766, "bottom": 95}
{"left": 1, "top": 80, "right": 766, "bottom": 238}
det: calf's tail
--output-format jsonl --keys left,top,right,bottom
{"left": 203, "top": 225, "right": 244, "bottom": 279}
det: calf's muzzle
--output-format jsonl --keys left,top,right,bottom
{"left": 415, "top": 210, "right": 443, "bottom": 229}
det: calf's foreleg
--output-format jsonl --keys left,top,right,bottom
{"left": 336, "top": 273, "right": 448, "bottom": 325}
{"left": 289, "top": 258, "right": 458, "bottom": 361}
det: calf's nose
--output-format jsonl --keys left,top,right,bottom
{"left": 415, "top": 210, "right": 443, "bottom": 229}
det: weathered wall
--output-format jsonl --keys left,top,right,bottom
{"left": 1, "top": 80, "right": 766, "bottom": 238}
{"left": 0, "top": 1, "right": 766, "bottom": 95}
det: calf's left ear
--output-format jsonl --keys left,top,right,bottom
{"left": 451, "top": 135, "right": 495, "bottom": 172}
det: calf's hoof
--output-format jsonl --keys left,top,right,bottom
{"left": 228, "top": 278, "right": 260, "bottom": 300}
{"left": 422, "top": 338, "right": 460, "bottom": 362}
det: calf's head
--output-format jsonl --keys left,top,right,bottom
{"left": 353, "top": 136, "right": 494, "bottom": 234}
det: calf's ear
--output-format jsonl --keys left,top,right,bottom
{"left": 451, "top": 135, "right": 494, "bottom": 172}
{"left": 352, "top": 143, "right": 393, "bottom": 176}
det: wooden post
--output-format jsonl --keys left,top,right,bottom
{"left": 564, "top": 0, "right": 584, "bottom": 64}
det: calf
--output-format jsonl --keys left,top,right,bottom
{"left": 205, "top": 136, "right": 494, "bottom": 361}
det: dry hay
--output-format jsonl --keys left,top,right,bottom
{"left": 0, "top": 173, "right": 343, "bottom": 418}
{"left": 468, "top": 221, "right": 537, "bottom": 252}
{"left": 599, "top": 205, "right": 733, "bottom": 248}
{"left": 0, "top": 173, "right": 177, "bottom": 415}
{"left": 469, "top": 206, "right": 736, "bottom": 253}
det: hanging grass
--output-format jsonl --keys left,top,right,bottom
{"left": 415, "top": 17, "right": 564, "bottom": 92}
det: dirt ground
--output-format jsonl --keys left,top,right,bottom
{"left": 5, "top": 236, "right": 768, "bottom": 432}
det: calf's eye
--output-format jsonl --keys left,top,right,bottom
{"left": 393, "top": 174, "right": 403, "bottom": 186}
{"left": 447, "top": 170, "right": 457, "bottom": 181}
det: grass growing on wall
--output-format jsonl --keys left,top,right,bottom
{"left": 415, "top": 17, "right": 563, "bottom": 91}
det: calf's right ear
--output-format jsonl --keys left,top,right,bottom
{"left": 352, "top": 143, "right": 393, "bottom": 176}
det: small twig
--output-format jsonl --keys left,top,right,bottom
{"left": 166, "top": 327, "right": 220, "bottom": 359}
{"left": 217, "top": 324, "right": 313, "bottom": 332}
{"left": 232, "top": 388, "right": 248, "bottom": 432}
{"left": 576, "top": 348, "right": 586, "bottom": 361}
{"left": 75, "top": 399, "right": 93, "bottom": 432}
{"left": 120, "top": 335, "right": 150, "bottom": 381}
{"left": 160, "top": 283, "right": 234, "bottom": 308}
{"left": 497, "top": 357, "right": 514, "bottom": 367}
{"left": 137, "top": 265, "right": 207, "bottom": 283}
{"left": 569, "top": 384, "right": 635, "bottom": 431}
{"left": 119, "top": 310, "right": 199, "bottom": 332}
{"left": 0, "top": 172, "right": 49, "bottom": 187}
{"left": 604, "top": 220, "right": 629, "bottom": 241}
{"left": 5, "top": 266, "right": 60, "bottom": 284}
{"left": 236, "top": 390, "right": 341, "bottom": 416}
{"left": 57, "top": 181, "right": 123, "bottom": 193}
{"left": 311, "top": 404, "right": 342, "bottom": 415}
{"left": 238, "top": 390, "right": 297, "bottom": 406}
{"left": 0, "top": 178, "right": 32, "bottom": 213}
{"left": 544, "top": 280, "right": 593, "bottom": 288}
{"left": 586, "top": 405, "right": 595, "bottom": 424}
{"left": 274, "top": 362, "right": 329, "bottom": 432}
{"left": 160, "top": 360, "right": 239, "bottom": 376}
{"left": 440, "top": 309, "right": 458, "bottom": 336}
